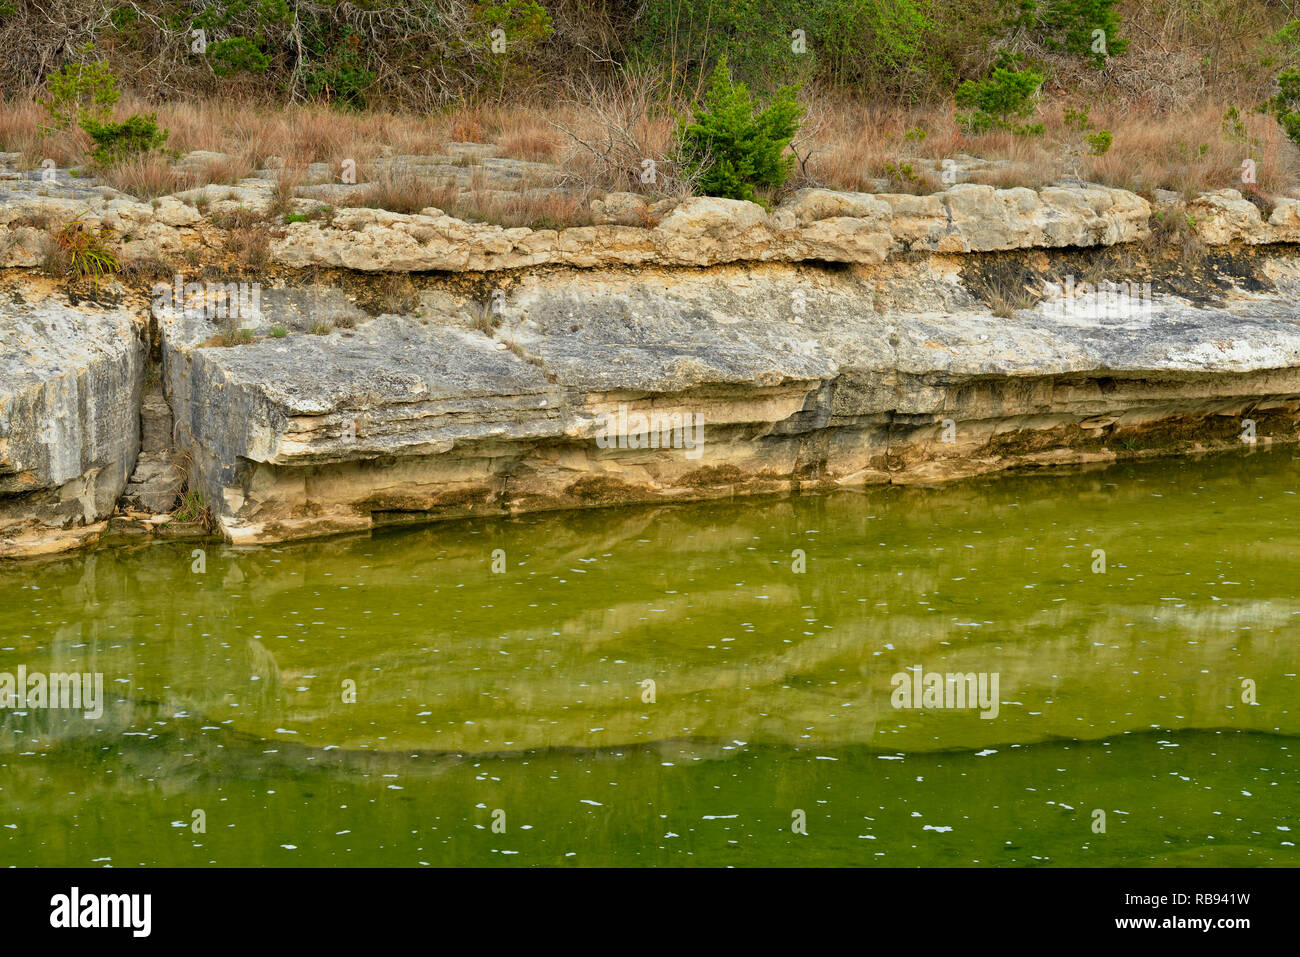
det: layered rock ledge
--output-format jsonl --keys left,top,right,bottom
{"left": 1, "top": 176, "right": 1151, "bottom": 271}
{"left": 151, "top": 254, "right": 1300, "bottom": 546}
{"left": 3, "top": 177, "right": 1300, "bottom": 557}
{"left": 0, "top": 290, "right": 144, "bottom": 556}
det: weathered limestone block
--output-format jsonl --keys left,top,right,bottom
{"left": 1268, "top": 198, "right": 1300, "bottom": 242}
{"left": 878, "top": 193, "right": 956, "bottom": 251}
{"left": 0, "top": 293, "right": 145, "bottom": 556}
{"left": 591, "top": 192, "right": 652, "bottom": 226}
{"left": 1189, "top": 189, "right": 1268, "bottom": 244}
{"left": 880, "top": 184, "right": 1150, "bottom": 253}
{"left": 771, "top": 188, "right": 892, "bottom": 229}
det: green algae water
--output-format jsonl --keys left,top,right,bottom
{"left": 1, "top": 448, "right": 1298, "bottom": 867}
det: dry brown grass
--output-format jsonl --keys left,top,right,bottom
{"left": 967, "top": 272, "right": 1044, "bottom": 318}
{"left": 448, "top": 113, "right": 487, "bottom": 143}
{"left": 1, "top": 64, "right": 1298, "bottom": 231}
{"left": 96, "top": 154, "right": 186, "bottom": 198}
{"left": 498, "top": 119, "right": 561, "bottom": 163}
{"left": 191, "top": 152, "right": 256, "bottom": 186}
{"left": 797, "top": 94, "right": 1297, "bottom": 197}
{"left": 0, "top": 100, "right": 89, "bottom": 168}
{"left": 359, "top": 170, "right": 456, "bottom": 215}
{"left": 547, "top": 67, "right": 688, "bottom": 198}
{"left": 1144, "top": 206, "right": 1207, "bottom": 266}
{"left": 226, "top": 227, "right": 270, "bottom": 270}
{"left": 450, "top": 190, "right": 593, "bottom": 229}
{"left": 375, "top": 275, "right": 420, "bottom": 315}
{"left": 1088, "top": 103, "right": 1292, "bottom": 196}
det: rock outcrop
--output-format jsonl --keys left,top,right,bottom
{"left": 1189, "top": 189, "right": 1300, "bottom": 245}
{"left": 267, "top": 185, "right": 1149, "bottom": 272}
{"left": 155, "top": 257, "right": 1300, "bottom": 546}
{"left": 0, "top": 290, "right": 145, "bottom": 556}
{"left": 6, "top": 169, "right": 1300, "bottom": 558}
{"left": 0, "top": 160, "right": 1150, "bottom": 274}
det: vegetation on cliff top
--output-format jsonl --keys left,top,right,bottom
{"left": 0, "top": 1, "right": 1297, "bottom": 220}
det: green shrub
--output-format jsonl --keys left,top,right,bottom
{"left": 1059, "top": 105, "right": 1110, "bottom": 181}
{"left": 1040, "top": 0, "right": 1127, "bottom": 64}
{"left": 41, "top": 51, "right": 119, "bottom": 130}
{"left": 471, "top": 0, "right": 554, "bottom": 101}
{"left": 630, "top": 0, "right": 813, "bottom": 93}
{"left": 1084, "top": 129, "right": 1112, "bottom": 155}
{"left": 676, "top": 56, "right": 802, "bottom": 203}
{"left": 1063, "top": 105, "right": 1111, "bottom": 154}
{"left": 1009, "top": 0, "right": 1127, "bottom": 65}
{"left": 303, "top": 34, "right": 374, "bottom": 109}
{"left": 49, "top": 216, "right": 119, "bottom": 279}
{"left": 208, "top": 37, "right": 271, "bottom": 76}
{"left": 1265, "top": 70, "right": 1300, "bottom": 145}
{"left": 81, "top": 113, "right": 170, "bottom": 165}
{"left": 818, "top": 0, "right": 947, "bottom": 98}
{"left": 955, "top": 53, "right": 1044, "bottom": 135}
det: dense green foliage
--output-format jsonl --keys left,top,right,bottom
{"left": 1014, "top": 0, "right": 1127, "bottom": 65}
{"left": 40, "top": 53, "right": 119, "bottom": 129}
{"left": 676, "top": 57, "right": 803, "bottom": 202}
{"left": 1265, "top": 70, "right": 1300, "bottom": 146}
{"left": 629, "top": 0, "right": 971, "bottom": 98}
{"left": 955, "top": 53, "right": 1045, "bottom": 134}
{"left": 471, "top": 0, "right": 554, "bottom": 101}
{"left": 1266, "top": 22, "right": 1300, "bottom": 146}
{"left": 0, "top": 0, "right": 1140, "bottom": 110}
{"left": 82, "top": 112, "right": 170, "bottom": 165}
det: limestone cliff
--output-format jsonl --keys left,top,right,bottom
{"left": 2, "top": 177, "right": 1299, "bottom": 556}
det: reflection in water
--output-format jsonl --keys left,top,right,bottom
{"left": 0, "top": 448, "right": 1297, "bottom": 866}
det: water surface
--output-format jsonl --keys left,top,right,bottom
{"left": 2, "top": 449, "right": 1297, "bottom": 866}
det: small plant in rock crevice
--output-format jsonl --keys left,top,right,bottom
{"left": 47, "top": 215, "right": 119, "bottom": 279}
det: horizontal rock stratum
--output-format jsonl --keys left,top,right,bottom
{"left": 1, "top": 179, "right": 1153, "bottom": 271}
{"left": 267, "top": 184, "right": 1154, "bottom": 270}
{"left": 156, "top": 258, "right": 1300, "bottom": 545}
{"left": 3, "top": 178, "right": 1300, "bottom": 556}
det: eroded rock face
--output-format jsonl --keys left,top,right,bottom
{"left": 157, "top": 259, "right": 1300, "bottom": 546}
{"left": 0, "top": 292, "right": 145, "bottom": 556}
{"left": 121, "top": 386, "right": 183, "bottom": 513}
{"left": 1188, "top": 189, "right": 1300, "bottom": 245}
{"left": 6, "top": 164, "right": 1300, "bottom": 558}
{"left": 267, "top": 184, "right": 1149, "bottom": 272}
{"left": 0, "top": 164, "right": 1154, "bottom": 275}
{"left": 879, "top": 184, "right": 1151, "bottom": 252}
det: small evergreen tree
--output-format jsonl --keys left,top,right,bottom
{"left": 1265, "top": 70, "right": 1300, "bottom": 145}
{"left": 1040, "top": 0, "right": 1127, "bottom": 64}
{"left": 676, "top": 56, "right": 803, "bottom": 203}
{"left": 40, "top": 49, "right": 119, "bottom": 130}
{"left": 82, "top": 113, "right": 170, "bottom": 165}
{"left": 955, "top": 52, "right": 1045, "bottom": 135}
{"left": 471, "top": 0, "right": 554, "bottom": 102}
